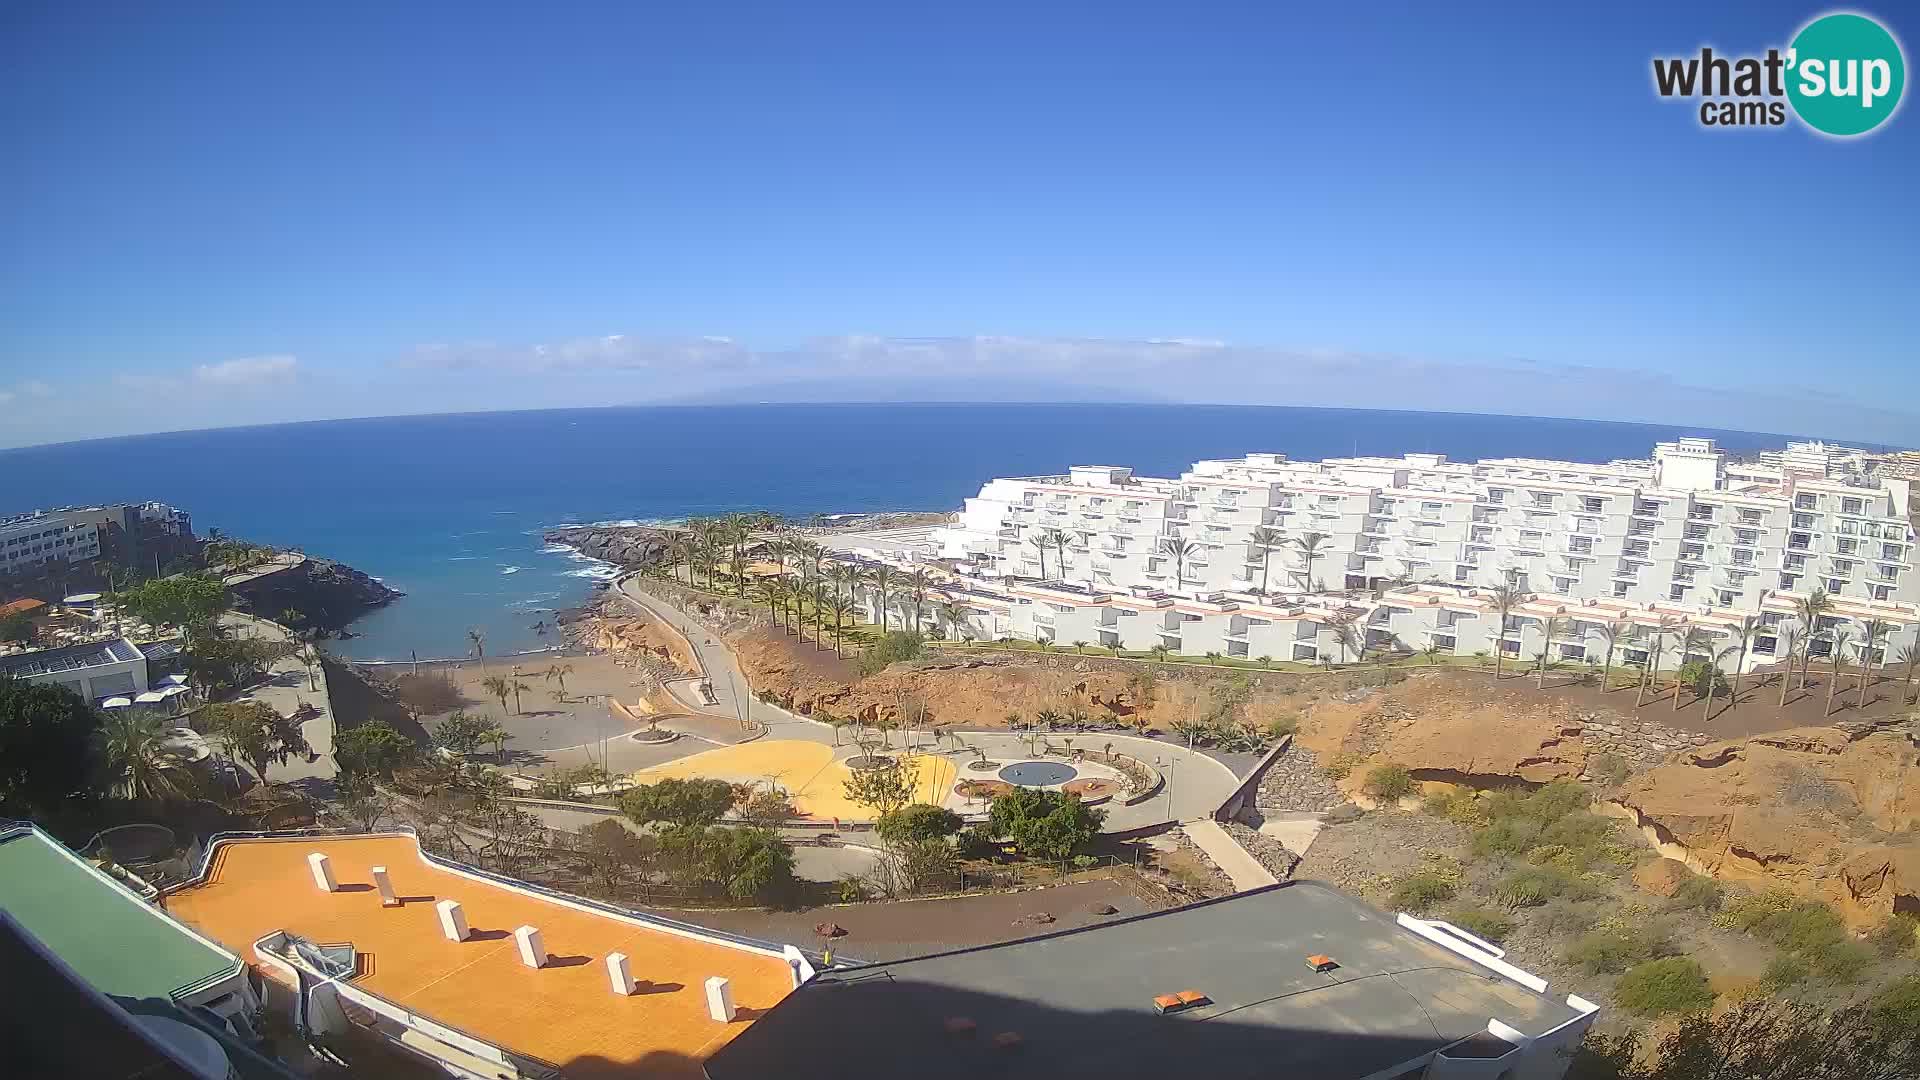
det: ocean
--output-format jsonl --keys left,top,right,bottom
{"left": 0, "top": 403, "right": 1804, "bottom": 661}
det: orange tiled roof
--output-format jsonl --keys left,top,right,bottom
{"left": 0, "top": 598, "right": 47, "bottom": 617}
{"left": 164, "top": 834, "right": 794, "bottom": 1078}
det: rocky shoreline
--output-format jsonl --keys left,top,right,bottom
{"left": 544, "top": 525, "right": 677, "bottom": 570}
{"left": 230, "top": 555, "right": 404, "bottom": 636}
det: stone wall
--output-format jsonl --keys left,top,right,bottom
{"left": 1575, "top": 716, "right": 1713, "bottom": 772}
{"left": 1256, "top": 744, "right": 1347, "bottom": 812}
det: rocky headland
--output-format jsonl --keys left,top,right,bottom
{"left": 543, "top": 525, "right": 677, "bottom": 570}
{"left": 229, "top": 555, "right": 404, "bottom": 635}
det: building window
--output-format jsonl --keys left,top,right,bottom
{"left": 1454, "top": 565, "right": 1470, "bottom": 582}
{"left": 1753, "top": 636, "right": 1777, "bottom": 654}
{"left": 1873, "top": 585, "right": 1892, "bottom": 600}
{"left": 1739, "top": 508, "right": 1763, "bottom": 524}
{"left": 1670, "top": 584, "right": 1687, "bottom": 600}
{"left": 1796, "top": 493, "right": 1817, "bottom": 510}
{"left": 1684, "top": 524, "right": 1709, "bottom": 541}
{"left": 1828, "top": 578, "right": 1844, "bottom": 592}
{"left": 1838, "top": 538, "right": 1857, "bottom": 554}
{"left": 1583, "top": 497, "right": 1605, "bottom": 513}
{"left": 1613, "top": 581, "right": 1630, "bottom": 597}
{"left": 1793, "top": 513, "right": 1816, "bottom": 529}
{"left": 1719, "top": 591, "right": 1735, "bottom": 606}
{"left": 1842, "top": 497, "right": 1864, "bottom": 515}
{"left": 1780, "top": 574, "right": 1798, "bottom": 590}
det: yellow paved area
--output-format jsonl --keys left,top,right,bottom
{"left": 629, "top": 740, "right": 958, "bottom": 821}
{"left": 165, "top": 835, "right": 793, "bottom": 1079}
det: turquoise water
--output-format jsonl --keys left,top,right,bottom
{"left": 0, "top": 403, "right": 1802, "bottom": 660}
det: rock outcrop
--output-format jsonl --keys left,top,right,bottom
{"left": 544, "top": 526, "right": 677, "bottom": 570}
{"left": 1611, "top": 722, "right": 1920, "bottom": 925}
{"left": 230, "top": 556, "right": 403, "bottom": 633}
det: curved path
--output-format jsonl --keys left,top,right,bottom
{"left": 609, "top": 575, "right": 1241, "bottom": 831}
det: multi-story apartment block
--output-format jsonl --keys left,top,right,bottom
{"left": 915, "top": 439, "right": 1919, "bottom": 673}
{"left": 0, "top": 501, "right": 193, "bottom": 578}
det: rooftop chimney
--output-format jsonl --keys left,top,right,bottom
{"left": 307, "top": 852, "right": 336, "bottom": 893}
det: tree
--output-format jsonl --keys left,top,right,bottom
{"left": 842, "top": 758, "right": 920, "bottom": 817}
{"left": 904, "top": 568, "right": 933, "bottom": 635}
{"left": 544, "top": 663, "right": 574, "bottom": 702}
{"left": 1892, "top": 641, "right": 1919, "bottom": 703}
{"left": 204, "top": 700, "right": 310, "bottom": 786}
{"left": 467, "top": 627, "right": 487, "bottom": 672}
{"left": 1826, "top": 628, "right": 1855, "bottom": 715}
{"left": 1488, "top": 584, "right": 1529, "bottom": 680}
{"left": 482, "top": 721, "right": 513, "bottom": 763}
{"left": 865, "top": 563, "right": 895, "bottom": 633}
{"left": 0, "top": 676, "right": 102, "bottom": 814}
{"left": 1639, "top": 615, "right": 1682, "bottom": 708}
{"left": 1856, "top": 618, "right": 1890, "bottom": 707}
{"left": 737, "top": 786, "right": 795, "bottom": 828}
{"left": 1570, "top": 996, "right": 1920, "bottom": 1079}
{"left": 570, "top": 818, "right": 653, "bottom": 895}
{"left": 1596, "top": 618, "right": 1632, "bottom": 691}
{"left": 1793, "top": 589, "right": 1831, "bottom": 690}
{"left": 1026, "top": 533, "right": 1052, "bottom": 580}
{"left": 1536, "top": 616, "right": 1564, "bottom": 687}
{"left": 334, "top": 722, "right": 417, "bottom": 779}
{"left": 335, "top": 775, "right": 396, "bottom": 831}
{"left": 986, "top": 788, "right": 1105, "bottom": 861}
{"left": 116, "top": 574, "right": 229, "bottom": 629}
{"left": 480, "top": 674, "right": 513, "bottom": 716}
{"left": 1291, "top": 531, "right": 1330, "bottom": 590}
{"left": 1248, "top": 527, "right": 1283, "bottom": 594}
{"left": 507, "top": 676, "right": 531, "bottom": 715}
{"left": 0, "top": 611, "right": 35, "bottom": 645}
{"left": 876, "top": 803, "right": 962, "bottom": 846}
{"left": 1157, "top": 536, "right": 1199, "bottom": 593}
{"left": 1673, "top": 626, "right": 1707, "bottom": 710}
{"left": 1776, "top": 621, "right": 1804, "bottom": 707}
{"left": 620, "top": 777, "right": 737, "bottom": 829}
{"left": 1725, "top": 615, "right": 1758, "bottom": 710}
{"left": 431, "top": 711, "right": 493, "bottom": 757}
{"left": 699, "top": 825, "right": 795, "bottom": 901}
{"left": 93, "top": 709, "right": 197, "bottom": 803}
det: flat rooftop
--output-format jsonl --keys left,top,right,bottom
{"left": 708, "top": 880, "right": 1584, "bottom": 1080}
{"left": 0, "top": 825, "right": 241, "bottom": 1003}
{"left": 0, "top": 636, "right": 143, "bottom": 678}
{"left": 164, "top": 834, "right": 795, "bottom": 1079}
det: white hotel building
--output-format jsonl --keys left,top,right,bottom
{"left": 894, "top": 439, "right": 1918, "bottom": 674}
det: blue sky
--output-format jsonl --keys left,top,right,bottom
{"left": 2, "top": 1, "right": 1915, "bottom": 448}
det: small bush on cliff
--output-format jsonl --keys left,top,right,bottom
{"left": 1363, "top": 764, "right": 1414, "bottom": 801}
{"left": 857, "top": 631, "right": 924, "bottom": 676}
{"left": 1869, "top": 913, "right": 1920, "bottom": 958}
{"left": 1566, "top": 924, "right": 1673, "bottom": 975}
{"left": 1445, "top": 906, "right": 1515, "bottom": 944}
{"left": 1614, "top": 957, "right": 1715, "bottom": 1017}
{"left": 1667, "top": 873, "right": 1724, "bottom": 913}
{"left": 1388, "top": 870, "right": 1457, "bottom": 913}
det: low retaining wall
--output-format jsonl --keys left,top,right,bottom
{"left": 1213, "top": 735, "right": 1291, "bottom": 822}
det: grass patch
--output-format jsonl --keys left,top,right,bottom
{"left": 1445, "top": 906, "right": 1516, "bottom": 945}
{"left": 1566, "top": 925, "right": 1673, "bottom": 975}
{"left": 1717, "top": 888, "right": 1868, "bottom": 985}
{"left": 1615, "top": 957, "right": 1715, "bottom": 1017}
{"left": 1364, "top": 764, "right": 1414, "bottom": 801}
{"left": 1389, "top": 870, "right": 1459, "bottom": 914}
{"left": 1668, "top": 874, "right": 1725, "bottom": 914}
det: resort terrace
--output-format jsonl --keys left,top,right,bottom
{"left": 164, "top": 833, "right": 805, "bottom": 1079}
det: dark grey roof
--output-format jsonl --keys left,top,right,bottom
{"left": 707, "top": 881, "right": 1580, "bottom": 1080}
{"left": 0, "top": 638, "right": 144, "bottom": 679}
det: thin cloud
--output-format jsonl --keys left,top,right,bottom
{"left": 194, "top": 355, "right": 299, "bottom": 386}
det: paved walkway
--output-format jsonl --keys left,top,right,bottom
{"left": 1182, "top": 818, "right": 1280, "bottom": 892}
{"left": 223, "top": 612, "right": 338, "bottom": 784}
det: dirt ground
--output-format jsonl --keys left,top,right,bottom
{"left": 654, "top": 875, "right": 1158, "bottom": 962}
{"left": 379, "top": 651, "right": 661, "bottom": 754}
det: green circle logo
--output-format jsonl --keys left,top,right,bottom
{"left": 1787, "top": 13, "right": 1906, "bottom": 136}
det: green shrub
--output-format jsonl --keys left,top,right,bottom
{"left": 1494, "top": 866, "right": 1590, "bottom": 910}
{"left": 1388, "top": 870, "right": 1458, "bottom": 913}
{"left": 1715, "top": 887, "right": 1797, "bottom": 932}
{"left": 1868, "top": 913, "right": 1920, "bottom": 958}
{"left": 1668, "top": 874, "right": 1725, "bottom": 914}
{"left": 1324, "top": 752, "right": 1362, "bottom": 781}
{"left": 1761, "top": 953, "right": 1810, "bottom": 991}
{"left": 1677, "top": 660, "right": 1730, "bottom": 697}
{"left": 1869, "top": 977, "right": 1920, "bottom": 1030}
{"left": 1752, "top": 900, "right": 1848, "bottom": 954}
{"left": 1535, "top": 899, "right": 1599, "bottom": 938}
{"left": 1804, "top": 938, "right": 1872, "bottom": 984}
{"left": 1614, "top": 957, "right": 1715, "bottom": 1017}
{"left": 857, "top": 631, "right": 925, "bottom": 675}
{"left": 1364, "top": 764, "right": 1415, "bottom": 801}
{"left": 1565, "top": 926, "right": 1671, "bottom": 975}
{"left": 1446, "top": 906, "right": 1515, "bottom": 945}
{"left": 1588, "top": 753, "right": 1631, "bottom": 787}
{"left": 1422, "top": 789, "right": 1488, "bottom": 826}
{"left": 1473, "top": 817, "right": 1546, "bottom": 858}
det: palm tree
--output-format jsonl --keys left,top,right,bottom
{"left": 867, "top": 564, "right": 894, "bottom": 630}
{"left": 828, "top": 562, "right": 860, "bottom": 632}
{"left": 902, "top": 569, "right": 933, "bottom": 635}
{"left": 1421, "top": 642, "right": 1444, "bottom": 665}
{"left": 1488, "top": 584, "right": 1529, "bottom": 680}
{"left": 826, "top": 591, "right": 855, "bottom": 657}
{"left": 1157, "top": 537, "right": 1200, "bottom": 593}
{"left": 1291, "top": 531, "right": 1330, "bottom": 591}
{"left": 1053, "top": 529, "right": 1075, "bottom": 580}
{"left": 481, "top": 675, "right": 513, "bottom": 716}
{"left": 1702, "top": 643, "right": 1738, "bottom": 719}
{"left": 94, "top": 710, "right": 197, "bottom": 803}
{"left": 510, "top": 676, "right": 532, "bottom": 714}
{"left": 756, "top": 577, "right": 785, "bottom": 630}
{"left": 1855, "top": 618, "right": 1890, "bottom": 707}
{"left": 936, "top": 599, "right": 973, "bottom": 642}
{"left": 1595, "top": 618, "right": 1633, "bottom": 692}
{"left": 809, "top": 581, "right": 833, "bottom": 652}
{"left": 1776, "top": 622, "right": 1804, "bottom": 707}
{"left": 1793, "top": 589, "right": 1832, "bottom": 690}
{"left": 544, "top": 663, "right": 574, "bottom": 702}
{"left": 724, "top": 513, "right": 753, "bottom": 595}
{"left": 1725, "top": 616, "right": 1758, "bottom": 710}
{"left": 1536, "top": 615, "right": 1564, "bottom": 687}
{"left": 1248, "top": 527, "right": 1283, "bottom": 594}
{"left": 1673, "top": 626, "right": 1707, "bottom": 710}
{"left": 467, "top": 628, "right": 488, "bottom": 673}
{"left": 1327, "top": 612, "right": 1364, "bottom": 664}
{"left": 1638, "top": 616, "right": 1682, "bottom": 708}
{"left": 1893, "top": 642, "right": 1920, "bottom": 703}
{"left": 1825, "top": 628, "right": 1855, "bottom": 715}
{"left": 1026, "top": 533, "right": 1051, "bottom": 580}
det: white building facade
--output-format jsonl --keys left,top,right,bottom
{"left": 903, "top": 439, "right": 1919, "bottom": 674}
